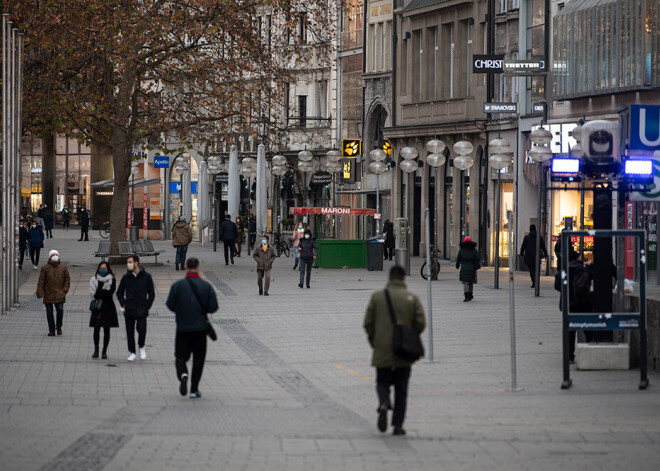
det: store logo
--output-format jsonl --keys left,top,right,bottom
{"left": 343, "top": 139, "right": 361, "bottom": 158}
{"left": 472, "top": 54, "right": 504, "bottom": 73}
{"left": 630, "top": 105, "right": 660, "bottom": 151}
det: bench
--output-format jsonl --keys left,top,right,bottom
{"left": 133, "top": 240, "right": 164, "bottom": 263}
{"left": 118, "top": 241, "right": 136, "bottom": 258}
{"left": 93, "top": 241, "right": 111, "bottom": 261}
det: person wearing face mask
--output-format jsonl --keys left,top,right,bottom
{"left": 36, "top": 250, "right": 71, "bottom": 336}
{"left": 235, "top": 216, "right": 245, "bottom": 257}
{"left": 253, "top": 235, "right": 276, "bottom": 295}
{"left": 18, "top": 219, "right": 28, "bottom": 270}
{"left": 291, "top": 222, "right": 305, "bottom": 270}
{"left": 297, "top": 228, "right": 318, "bottom": 289}
{"left": 27, "top": 219, "right": 45, "bottom": 270}
{"left": 89, "top": 262, "right": 119, "bottom": 359}
{"left": 116, "top": 255, "right": 155, "bottom": 362}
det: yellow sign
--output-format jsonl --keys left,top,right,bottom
{"left": 343, "top": 160, "right": 352, "bottom": 179}
{"left": 342, "top": 139, "right": 361, "bottom": 158}
{"left": 383, "top": 139, "right": 392, "bottom": 156}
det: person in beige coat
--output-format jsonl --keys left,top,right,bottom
{"left": 36, "top": 249, "right": 71, "bottom": 336}
{"left": 253, "top": 235, "right": 276, "bottom": 295}
{"left": 172, "top": 217, "right": 193, "bottom": 271}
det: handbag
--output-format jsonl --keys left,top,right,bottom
{"left": 186, "top": 278, "right": 217, "bottom": 341}
{"left": 89, "top": 298, "right": 103, "bottom": 311}
{"left": 383, "top": 289, "right": 424, "bottom": 362}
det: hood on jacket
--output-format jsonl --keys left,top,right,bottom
{"left": 459, "top": 241, "right": 477, "bottom": 250}
{"left": 174, "top": 221, "right": 188, "bottom": 228}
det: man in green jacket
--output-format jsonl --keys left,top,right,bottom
{"left": 363, "top": 265, "right": 426, "bottom": 436}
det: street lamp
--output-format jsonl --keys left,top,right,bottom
{"left": 529, "top": 126, "right": 553, "bottom": 297}
{"left": 489, "top": 137, "right": 513, "bottom": 289}
{"left": 453, "top": 139, "right": 474, "bottom": 241}
{"left": 399, "top": 147, "right": 419, "bottom": 275}
{"left": 173, "top": 157, "right": 190, "bottom": 219}
{"left": 272, "top": 154, "right": 287, "bottom": 245}
{"left": 368, "top": 149, "right": 387, "bottom": 235}
{"left": 298, "top": 150, "right": 313, "bottom": 207}
{"left": 206, "top": 154, "right": 222, "bottom": 252}
{"left": 240, "top": 162, "right": 256, "bottom": 255}
{"left": 424, "top": 139, "right": 446, "bottom": 280}
{"left": 129, "top": 163, "right": 140, "bottom": 240}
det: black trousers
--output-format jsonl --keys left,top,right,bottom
{"left": 175, "top": 331, "right": 207, "bottom": 393}
{"left": 93, "top": 324, "right": 111, "bottom": 353}
{"left": 125, "top": 316, "right": 147, "bottom": 354}
{"left": 30, "top": 247, "right": 41, "bottom": 266}
{"left": 19, "top": 246, "right": 26, "bottom": 267}
{"left": 384, "top": 246, "right": 394, "bottom": 260}
{"left": 45, "top": 228, "right": 53, "bottom": 238}
{"left": 376, "top": 366, "right": 411, "bottom": 428}
{"left": 528, "top": 263, "right": 536, "bottom": 285}
{"left": 223, "top": 239, "right": 235, "bottom": 264}
{"left": 80, "top": 226, "right": 89, "bottom": 241}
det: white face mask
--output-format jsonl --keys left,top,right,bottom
{"left": 127, "top": 262, "right": 135, "bottom": 271}
{"left": 261, "top": 240, "right": 267, "bottom": 246}
{"left": 51, "top": 256, "right": 59, "bottom": 262}
{"left": 304, "top": 234, "right": 310, "bottom": 239}
{"left": 32, "top": 225, "right": 36, "bottom": 228}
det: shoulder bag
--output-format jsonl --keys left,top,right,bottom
{"left": 383, "top": 289, "right": 424, "bottom": 362}
{"left": 89, "top": 298, "right": 103, "bottom": 312}
{"left": 186, "top": 278, "right": 217, "bottom": 341}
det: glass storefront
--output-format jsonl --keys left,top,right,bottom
{"left": 20, "top": 138, "right": 43, "bottom": 215}
{"left": 55, "top": 135, "right": 92, "bottom": 223}
{"left": 550, "top": 185, "right": 595, "bottom": 266}
{"left": 498, "top": 182, "right": 514, "bottom": 267}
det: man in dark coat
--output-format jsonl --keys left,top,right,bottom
{"left": 116, "top": 255, "right": 155, "bottom": 362}
{"left": 383, "top": 219, "right": 395, "bottom": 261}
{"left": 78, "top": 207, "right": 91, "bottom": 241}
{"left": 297, "top": 228, "right": 318, "bottom": 289}
{"left": 456, "top": 236, "right": 480, "bottom": 302}
{"left": 61, "top": 206, "right": 72, "bottom": 230}
{"left": 520, "top": 224, "right": 548, "bottom": 288}
{"left": 247, "top": 214, "right": 257, "bottom": 249}
{"left": 363, "top": 266, "right": 426, "bottom": 436}
{"left": 218, "top": 214, "right": 238, "bottom": 265}
{"left": 166, "top": 257, "right": 218, "bottom": 399}
{"left": 18, "top": 219, "right": 28, "bottom": 270}
{"left": 43, "top": 207, "right": 54, "bottom": 239}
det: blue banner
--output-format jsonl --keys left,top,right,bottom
{"left": 169, "top": 182, "right": 198, "bottom": 194}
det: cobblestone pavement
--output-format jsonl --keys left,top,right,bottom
{"left": 1, "top": 228, "right": 659, "bottom": 471}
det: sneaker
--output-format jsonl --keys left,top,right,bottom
{"left": 139, "top": 347, "right": 147, "bottom": 360}
{"left": 264, "top": 292, "right": 269, "bottom": 296}
{"left": 377, "top": 407, "right": 388, "bottom": 433}
{"left": 179, "top": 373, "right": 188, "bottom": 396}
{"left": 392, "top": 427, "right": 406, "bottom": 436}
{"left": 127, "top": 353, "right": 136, "bottom": 362}
{"left": 33, "top": 265, "right": 38, "bottom": 270}
{"left": 189, "top": 391, "right": 202, "bottom": 399}
{"left": 47, "top": 331, "right": 55, "bottom": 337}
{"left": 298, "top": 283, "right": 303, "bottom": 289}
{"left": 102, "top": 352, "right": 107, "bottom": 360}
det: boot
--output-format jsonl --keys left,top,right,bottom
{"left": 463, "top": 292, "right": 470, "bottom": 302}
{"left": 468, "top": 292, "right": 474, "bottom": 301}
{"left": 92, "top": 348, "right": 99, "bottom": 359}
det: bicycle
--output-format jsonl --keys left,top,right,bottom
{"left": 99, "top": 221, "right": 110, "bottom": 239}
{"left": 272, "top": 233, "right": 290, "bottom": 257}
{"left": 421, "top": 245, "right": 441, "bottom": 280}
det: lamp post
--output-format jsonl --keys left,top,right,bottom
{"left": 529, "top": 126, "right": 553, "bottom": 297}
{"left": 452, "top": 140, "right": 475, "bottom": 241}
{"left": 297, "top": 150, "right": 313, "bottom": 208}
{"left": 368, "top": 148, "right": 387, "bottom": 235}
{"left": 488, "top": 137, "right": 513, "bottom": 289}
{"left": 424, "top": 139, "right": 447, "bottom": 279}
{"left": 173, "top": 157, "right": 190, "bottom": 219}
{"left": 240, "top": 159, "right": 256, "bottom": 255}
{"left": 272, "top": 154, "right": 287, "bottom": 247}
{"left": 399, "top": 146, "right": 419, "bottom": 275}
{"left": 325, "top": 150, "right": 342, "bottom": 208}
{"left": 206, "top": 154, "right": 221, "bottom": 252}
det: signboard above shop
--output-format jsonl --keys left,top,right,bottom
{"left": 343, "top": 139, "right": 361, "bottom": 158}
{"left": 154, "top": 156, "right": 169, "bottom": 168}
{"left": 472, "top": 54, "right": 504, "bottom": 73}
{"left": 483, "top": 102, "right": 518, "bottom": 113}
{"left": 630, "top": 104, "right": 660, "bottom": 152}
{"left": 502, "top": 59, "right": 546, "bottom": 74}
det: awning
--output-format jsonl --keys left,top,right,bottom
{"left": 291, "top": 207, "right": 378, "bottom": 216}
{"left": 91, "top": 177, "right": 161, "bottom": 189}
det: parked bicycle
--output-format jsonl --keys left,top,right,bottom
{"left": 272, "top": 232, "right": 290, "bottom": 257}
{"left": 99, "top": 221, "right": 110, "bottom": 239}
{"left": 421, "top": 244, "right": 441, "bottom": 280}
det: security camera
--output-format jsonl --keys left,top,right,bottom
{"left": 580, "top": 120, "right": 620, "bottom": 164}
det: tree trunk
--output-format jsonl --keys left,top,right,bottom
{"left": 109, "top": 129, "right": 132, "bottom": 256}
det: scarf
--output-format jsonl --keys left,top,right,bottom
{"left": 89, "top": 273, "right": 113, "bottom": 300}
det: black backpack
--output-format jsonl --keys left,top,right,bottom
{"left": 570, "top": 267, "right": 593, "bottom": 312}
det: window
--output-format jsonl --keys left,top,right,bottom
{"left": 316, "top": 80, "right": 328, "bottom": 121}
{"left": 370, "top": 24, "right": 376, "bottom": 71}
{"left": 412, "top": 29, "right": 422, "bottom": 100}
{"left": 433, "top": 27, "right": 439, "bottom": 99}
{"left": 378, "top": 23, "right": 384, "bottom": 70}
{"left": 284, "top": 83, "right": 290, "bottom": 126}
{"left": 442, "top": 23, "right": 454, "bottom": 99}
{"left": 266, "top": 15, "right": 272, "bottom": 51}
{"left": 299, "top": 14, "right": 308, "bottom": 43}
{"left": 466, "top": 21, "right": 472, "bottom": 96}
{"left": 298, "top": 95, "right": 307, "bottom": 127}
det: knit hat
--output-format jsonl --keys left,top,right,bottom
{"left": 48, "top": 250, "right": 59, "bottom": 259}
{"left": 464, "top": 236, "right": 472, "bottom": 243}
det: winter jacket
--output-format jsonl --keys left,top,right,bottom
{"left": 36, "top": 260, "right": 71, "bottom": 304}
{"left": 292, "top": 229, "right": 304, "bottom": 248}
{"left": 172, "top": 221, "right": 193, "bottom": 247}
{"left": 247, "top": 217, "right": 256, "bottom": 233}
{"left": 520, "top": 230, "right": 548, "bottom": 267}
{"left": 89, "top": 275, "right": 119, "bottom": 328}
{"left": 37, "top": 207, "right": 44, "bottom": 218}
{"left": 43, "top": 211, "right": 54, "bottom": 230}
{"left": 218, "top": 220, "right": 238, "bottom": 241}
{"left": 253, "top": 245, "right": 276, "bottom": 270}
{"left": 116, "top": 269, "right": 155, "bottom": 318}
{"left": 363, "top": 280, "right": 426, "bottom": 368}
{"left": 79, "top": 210, "right": 91, "bottom": 228}
{"left": 383, "top": 221, "right": 395, "bottom": 248}
{"left": 166, "top": 274, "right": 218, "bottom": 332}
{"left": 456, "top": 241, "right": 480, "bottom": 283}
{"left": 298, "top": 237, "right": 318, "bottom": 260}
{"left": 27, "top": 225, "right": 44, "bottom": 248}
{"left": 19, "top": 226, "right": 28, "bottom": 249}
{"left": 236, "top": 219, "right": 245, "bottom": 238}
{"left": 61, "top": 209, "right": 71, "bottom": 221}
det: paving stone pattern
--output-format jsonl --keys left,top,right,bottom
{"left": 0, "top": 228, "right": 659, "bottom": 470}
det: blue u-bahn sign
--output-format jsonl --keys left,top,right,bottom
{"left": 630, "top": 105, "right": 660, "bottom": 151}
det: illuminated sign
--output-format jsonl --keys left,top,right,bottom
{"left": 383, "top": 139, "right": 392, "bottom": 156}
{"left": 342, "top": 139, "right": 361, "bottom": 158}
{"left": 343, "top": 160, "right": 352, "bottom": 179}
{"left": 472, "top": 54, "right": 504, "bottom": 73}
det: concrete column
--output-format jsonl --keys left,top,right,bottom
{"left": 256, "top": 144, "right": 267, "bottom": 236}
{"left": 228, "top": 146, "right": 239, "bottom": 219}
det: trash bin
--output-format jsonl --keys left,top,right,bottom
{"left": 129, "top": 226, "right": 140, "bottom": 241}
{"left": 366, "top": 237, "right": 384, "bottom": 271}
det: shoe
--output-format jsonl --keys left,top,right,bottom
{"left": 189, "top": 391, "right": 202, "bottom": 399}
{"left": 306, "top": 285, "right": 310, "bottom": 289}
{"left": 293, "top": 264, "right": 298, "bottom": 270}
{"left": 48, "top": 331, "right": 55, "bottom": 337}
{"left": 298, "top": 283, "right": 303, "bottom": 289}
{"left": 102, "top": 352, "right": 107, "bottom": 360}
{"left": 175, "top": 263, "right": 179, "bottom": 271}
{"left": 57, "top": 329, "right": 62, "bottom": 336}
{"left": 531, "top": 284, "right": 535, "bottom": 288}
{"left": 377, "top": 406, "right": 388, "bottom": 433}
{"left": 127, "top": 353, "right": 136, "bottom": 362}
{"left": 259, "top": 289, "right": 263, "bottom": 295}
{"left": 225, "top": 262, "right": 229, "bottom": 266}
{"left": 33, "top": 265, "right": 38, "bottom": 270}
{"left": 18, "top": 265, "right": 22, "bottom": 270}
{"left": 92, "top": 350, "right": 99, "bottom": 359}
{"left": 139, "top": 347, "right": 147, "bottom": 360}
{"left": 231, "top": 259, "right": 234, "bottom": 264}
{"left": 463, "top": 293, "right": 469, "bottom": 302}
{"left": 264, "top": 292, "right": 269, "bottom": 296}
{"left": 179, "top": 373, "right": 188, "bottom": 396}
{"left": 393, "top": 427, "right": 406, "bottom": 436}
{"left": 78, "top": 239, "right": 82, "bottom": 241}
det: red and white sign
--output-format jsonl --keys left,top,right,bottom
{"left": 143, "top": 193, "right": 149, "bottom": 231}
{"left": 291, "top": 207, "right": 378, "bottom": 216}
{"left": 127, "top": 189, "right": 132, "bottom": 228}
{"left": 374, "top": 213, "right": 382, "bottom": 220}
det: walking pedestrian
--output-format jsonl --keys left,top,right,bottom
{"left": 363, "top": 265, "right": 426, "bottom": 436}
{"left": 218, "top": 214, "right": 238, "bottom": 265}
{"left": 89, "top": 262, "right": 119, "bottom": 359}
{"left": 292, "top": 222, "right": 305, "bottom": 269}
{"left": 383, "top": 219, "right": 395, "bottom": 261}
{"left": 37, "top": 204, "right": 45, "bottom": 228}
{"left": 235, "top": 216, "right": 245, "bottom": 257}
{"left": 456, "top": 236, "right": 480, "bottom": 302}
{"left": 172, "top": 216, "right": 193, "bottom": 271}
{"left": 61, "top": 206, "right": 71, "bottom": 230}
{"left": 247, "top": 214, "right": 257, "bottom": 249}
{"left": 297, "top": 228, "right": 317, "bottom": 289}
{"left": 253, "top": 235, "right": 276, "bottom": 295}
{"left": 19, "top": 219, "right": 28, "bottom": 270}
{"left": 166, "top": 257, "right": 218, "bottom": 399}
{"left": 43, "top": 206, "right": 54, "bottom": 239}
{"left": 78, "top": 207, "right": 91, "bottom": 241}
{"left": 116, "top": 255, "right": 155, "bottom": 362}
{"left": 36, "top": 250, "right": 71, "bottom": 336}
{"left": 520, "top": 224, "right": 548, "bottom": 288}
{"left": 27, "top": 219, "right": 45, "bottom": 269}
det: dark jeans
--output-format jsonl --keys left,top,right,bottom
{"left": 30, "top": 246, "right": 41, "bottom": 266}
{"left": 249, "top": 233, "right": 256, "bottom": 248}
{"left": 376, "top": 366, "right": 411, "bottom": 428}
{"left": 175, "top": 331, "right": 207, "bottom": 393}
{"left": 63, "top": 219, "right": 70, "bottom": 229}
{"left": 299, "top": 258, "right": 313, "bottom": 286}
{"left": 384, "top": 246, "right": 394, "bottom": 260}
{"left": 80, "top": 226, "right": 89, "bottom": 241}
{"left": 223, "top": 239, "right": 235, "bottom": 264}
{"left": 45, "top": 228, "right": 53, "bottom": 238}
{"left": 19, "top": 246, "right": 26, "bottom": 267}
{"left": 125, "top": 316, "right": 147, "bottom": 354}
{"left": 45, "top": 303, "right": 64, "bottom": 333}
{"left": 175, "top": 245, "right": 189, "bottom": 267}
{"left": 528, "top": 264, "right": 536, "bottom": 285}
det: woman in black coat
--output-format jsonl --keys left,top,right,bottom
{"left": 456, "top": 236, "right": 480, "bottom": 302}
{"left": 383, "top": 219, "right": 395, "bottom": 261}
{"left": 89, "top": 262, "right": 119, "bottom": 359}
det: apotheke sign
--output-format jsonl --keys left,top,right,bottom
{"left": 472, "top": 54, "right": 504, "bottom": 73}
